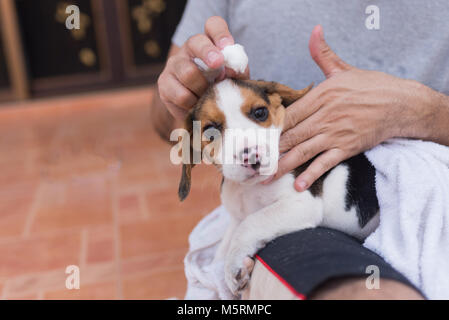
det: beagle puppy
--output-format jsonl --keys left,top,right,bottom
{"left": 178, "top": 78, "right": 380, "bottom": 297}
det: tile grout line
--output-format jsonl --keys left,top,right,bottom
{"left": 0, "top": 282, "right": 7, "bottom": 300}
{"left": 121, "top": 265, "right": 185, "bottom": 282}
{"left": 2, "top": 261, "right": 117, "bottom": 299}
{"left": 79, "top": 228, "right": 88, "bottom": 270}
{"left": 138, "top": 188, "right": 150, "bottom": 220}
{"left": 21, "top": 183, "right": 44, "bottom": 238}
{"left": 112, "top": 175, "right": 124, "bottom": 300}
{"left": 0, "top": 222, "right": 110, "bottom": 246}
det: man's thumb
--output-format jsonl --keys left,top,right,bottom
{"left": 309, "top": 25, "right": 351, "bottom": 78}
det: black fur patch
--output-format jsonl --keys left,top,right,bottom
{"left": 292, "top": 153, "right": 379, "bottom": 228}
{"left": 292, "top": 157, "right": 329, "bottom": 197}
{"left": 344, "top": 154, "right": 379, "bottom": 227}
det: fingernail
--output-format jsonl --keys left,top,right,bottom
{"left": 318, "top": 25, "right": 324, "bottom": 41}
{"left": 207, "top": 51, "right": 220, "bottom": 64}
{"left": 296, "top": 179, "right": 308, "bottom": 191}
{"left": 261, "top": 175, "right": 274, "bottom": 185}
{"left": 218, "top": 37, "right": 233, "bottom": 49}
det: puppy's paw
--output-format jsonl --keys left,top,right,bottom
{"left": 225, "top": 255, "right": 255, "bottom": 295}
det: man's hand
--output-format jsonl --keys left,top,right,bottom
{"left": 157, "top": 16, "right": 249, "bottom": 120}
{"left": 269, "top": 25, "right": 442, "bottom": 192}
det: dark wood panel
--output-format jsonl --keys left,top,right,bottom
{"left": 16, "top": 0, "right": 104, "bottom": 79}
{"left": 1, "top": 0, "right": 188, "bottom": 100}
{"left": 127, "top": 0, "right": 186, "bottom": 65}
{"left": 117, "top": 0, "right": 186, "bottom": 79}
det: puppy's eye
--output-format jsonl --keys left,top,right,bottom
{"left": 203, "top": 122, "right": 222, "bottom": 142}
{"left": 203, "top": 122, "right": 221, "bottom": 132}
{"left": 250, "top": 107, "right": 269, "bottom": 122}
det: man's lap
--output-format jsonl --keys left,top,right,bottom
{"left": 243, "top": 227, "right": 424, "bottom": 300}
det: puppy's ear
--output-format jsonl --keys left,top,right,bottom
{"left": 246, "top": 80, "right": 313, "bottom": 107}
{"left": 178, "top": 111, "right": 196, "bottom": 202}
{"left": 179, "top": 163, "right": 193, "bottom": 201}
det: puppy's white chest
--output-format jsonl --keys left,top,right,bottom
{"left": 221, "top": 175, "right": 297, "bottom": 221}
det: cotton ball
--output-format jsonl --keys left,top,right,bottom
{"left": 193, "top": 43, "right": 248, "bottom": 82}
{"left": 221, "top": 44, "right": 248, "bottom": 74}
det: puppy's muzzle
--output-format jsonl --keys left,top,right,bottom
{"left": 239, "top": 147, "right": 261, "bottom": 171}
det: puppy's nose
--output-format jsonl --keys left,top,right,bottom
{"left": 251, "top": 160, "right": 261, "bottom": 171}
{"left": 240, "top": 147, "right": 261, "bottom": 170}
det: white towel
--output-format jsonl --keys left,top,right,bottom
{"left": 184, "top": 206, "right": 234, "bottom": 300}
{"left": 184, "top": 138, "right": 449, "bottom": 300}
{"left": 364, "top": 138, "right": 449, "bottom": 299}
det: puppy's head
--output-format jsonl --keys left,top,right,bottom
{"left": 178, "top": 79, "right": 312, "bottom": 201}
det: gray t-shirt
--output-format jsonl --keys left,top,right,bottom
{"left": 172, "top": 0, "right": 449, "bottom": 95}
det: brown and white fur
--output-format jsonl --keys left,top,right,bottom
{"left": 178, "top": 79, "right": 380, "bottom": 297}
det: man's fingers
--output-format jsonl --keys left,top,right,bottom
{"left": 282, "top": 85, "right": 322, "bottom": 132}
{"left": 205, "top": 16, "right": 234, "bottom": 49}
{"left": 205, "top": 16, "right": 251, "bottom": 79}
{"left": 185, "top": 34, "right": 223, "bottom": 69}
{"left": 225, "top": 65, "right": 250, "bottom": 80}
{"left": 161, "top": 74, "right": 197, "bottom": 112}
{"left": 280, "top": 114, "right": 320, "bottom": 153}
{"left": 165, "top": 102, "right": 188, "bottom": 121}
{"left": 203, "top": 17, "right": 250, "bottom": 79}
{"left": 309, "top": 25, "right": 352, "bottom": 79}
{"left": 272, "top": 135, "right": 328, "bottom": 182}
{"left": 294, "top": 148, "right": 344, "bottom": 192}
{"left": 173, "top": 58, "right": 209, "bottom": 97}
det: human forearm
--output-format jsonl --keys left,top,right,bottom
{"left": 271, "top": 25, "right": 449, "bottom": 191}
{"left": 396, "top": 81, "right": 449, "bottom": 147}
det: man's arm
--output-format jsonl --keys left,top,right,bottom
{"left": 267, "top": 25, "right": 449, "bottom": 191}
{"left": 401, "top": 83, "right": 449, "bottom": 147}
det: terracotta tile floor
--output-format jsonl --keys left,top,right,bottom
{"left": 0, "top": 87, "right": 221, "bottom": 299}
